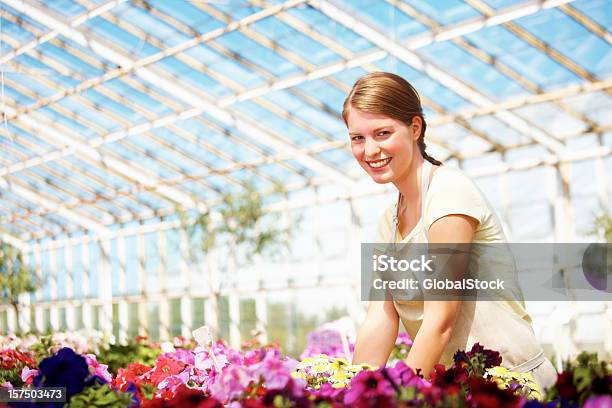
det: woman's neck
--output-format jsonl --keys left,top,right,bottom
{"left": 393, "top": 156, "right": 425, "bottom": 203}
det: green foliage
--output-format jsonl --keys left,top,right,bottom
{"left": 0, "top": 367, "right": 22, "bottom": 387}
{"left": 96, "top": 341, "right": 160, "bottom": 375}
{"left": 590, "top": 209, "right": 612, "bottom": 242}
{"left": 0, "top": 243, "right": 42, "bottom": 333}
{"left": 544, "top": 351, "right": 611, "bottom": 405}
{"left": 178, "top": 181, "right": 296, "bottom": 262}
{"left": 68, "top": 383, "right": 135, "bottom": 408}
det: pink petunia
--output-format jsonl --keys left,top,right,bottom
{"left": 84, "top": 354, "right": 113, "bottom": 383}
{"left": 20, "top": 366, "right": 39, "bottom": 385}
{"left": 209, "top": 364, "right": 253, "bottom": 403}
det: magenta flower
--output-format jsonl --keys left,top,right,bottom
{"left": 343, "top": 369, "right": 396, "bottom": 405}
{"left": 20, "top": 366, "right": 39, "bottom": 385}
{"left": 395, "top": 332, "right": 413, "bottom": 347}
{"left": 584, "top": 395, "right": 612, "bottom": 408}
{"left": 163, "top": 348, "right": 194, "bottom": 366}
{"left": 84, "top": 354, "right": 113, "bottom": 383}
{"left": 157, "top": 370, "right": 190, "bottom": 395}
{"left": 209, "top": 364, "right": 253, "bottom": 403}
{"left": 387, "top": 361, "right": 429, "bottom": 388}
{"left": 250, "top": 349, "right": 297, "bottom": 390}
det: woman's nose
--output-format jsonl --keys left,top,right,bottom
{"left": 364, "top": 138, "right": 380, "bottom": 157}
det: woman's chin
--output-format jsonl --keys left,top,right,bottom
{"left": 369, "top": 172, "right": 394, "bottom": 184}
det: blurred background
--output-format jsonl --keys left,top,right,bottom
{"left": 0, "top": 0, "right": 610, "bottom": 366}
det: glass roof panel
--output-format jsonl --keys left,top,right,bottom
{"left": 145, "top": 0, "right": 225, "bottom": 30}
{"left": 1, "top": 19, "right": 35, "bottom": 44}
{"left": 44, "top": 0, "right": 85, "bottom": 18}
{"left": 513, "top": 102, "right": 587, "bottom": 140}
{"left": 514, "top": 8, "right": 611, "bottom": 78}
{"left": 284, "top": 6, "right": 376, "bottom": 53}
{"left": 83, "top": 18, "right": 159, "bottom": 57}
{"left": 418, "top": 41, "right": 529, "bottom": 100}
{"left": 563, "top": 92, "right": 612, "bottom": 126}
{"left": 572, "top": 0, "right": 611, "bottom": 29}
{"left": 230, "top": 99, "right": 321, "bottom": 148}
{"left": 463, "top": 25, "right": 580, "bottom": 90}
{"left": 214, "top": 31, "right": 302, "bottom": 77}
{"left": 340, "top": 0, "right": 428, "bottom": 38}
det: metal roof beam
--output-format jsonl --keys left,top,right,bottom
{"left": 3, "top": 105, "right": 198, "bottom": 210}
{"left": 312, "top": 0, "right": 565, "bottom": 154}
{"left": 559, "top": 3, "right": 612, "bottom": 45}
{"left": 465, "top": 0, "right": 601, "bottom": 84}
{"left": 0, "top": 0, "right": 127, "bottom": 65}
{"left": 431, "top": 78, "right": 612, "bottom": 126}
{"left": 0, "top": 177, "right": 109, "bottom": 235}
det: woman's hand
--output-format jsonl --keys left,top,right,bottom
{"left": 404, "top": 213, "right": 478, "bottom": 377}
{"left": 352, "top": 300, "right": 399, "bottom": 367}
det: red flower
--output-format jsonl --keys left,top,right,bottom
{"left": 555, "top": 371, "right": 579, "bottom": 401}
{"left": 142, "top": 385, "right": 221, "bottom": 408}
{"left": 149, "top": 357, "right": 186, "bottom": 387}
{"left": 467, "top": 377, "right": 522, "bottom": 408}
{"left": 114, "top": 362, "right": 152, "bottom": 391}
{"left": 0, "top": 349, "right": 35, "bottom": 370}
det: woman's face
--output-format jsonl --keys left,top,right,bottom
{"left": 347, "top": 109, "right": 420, "bottom": 185}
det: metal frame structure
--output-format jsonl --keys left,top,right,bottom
{"left": 0, "top": 0, "right": 610, "bottom": 355}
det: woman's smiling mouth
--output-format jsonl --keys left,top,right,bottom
{"left": 367, "top": 157, "right": 392, "bottom": 169}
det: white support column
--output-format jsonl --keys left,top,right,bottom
{"left": 17, "top": 292, "right": 30, "bottom": 334}
{"left": 6, "top": 306, "right": 16, "bottom": 334}
{"left": 117, "top": 235, "right": 128, "bottom": 344}
{"left": 228, "top": 286, "right": 241, "bottom": 348}
{"left": 157, "top": 230, "right": 169, "bottom": 340}
{"left": 137, "top": 232, "right": 148, "bottom": 337}
{"left": 346, "top": 194, "right": 365, "bottom": 328}
{"left": 179, "top": 229, "right": 192, "bottom": 338}
{"left": 81, "top": 241, "right": 92, "bottom": 330}
{"left": 32, "top": 244, "right": 43, "bottom": 333}
{"left": 205, "top": 247, "right": 219, "bottom": 339}
{"left": 498, "top": 154, "right": 513, "bottom": 240}
{"left": 227, "top": 241, "right": 241, "bottom": 348}
{"left": 99, "top": 239, "right": 113, "bottom": 335}
{"left": 254, "top": 289, "right": 268, "bottom": 344}
{"left": 553, "top": 163, "right": 576, "bottom": 242}
{"left": 48, "top": 247, "right": 59, "bottom": 331}
{"left": 64, "top": 244, "right": 75, "bottom": 331}
{"left": 594, "top": 136, "right": 608, "bottom": 213}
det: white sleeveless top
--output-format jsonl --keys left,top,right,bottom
{"left": 376, "top": 161, "right": 557, "bottom": 390}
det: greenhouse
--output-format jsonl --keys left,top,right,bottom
{"left": 0, "top": 0, "right": 610, "bottom": 406}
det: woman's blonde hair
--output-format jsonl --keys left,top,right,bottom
{"left": 342, "top": 72, "right": 442, "bottom": 166}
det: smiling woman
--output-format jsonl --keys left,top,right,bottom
{"left": 342, "top": 72, "right": 558, "bottom": 391}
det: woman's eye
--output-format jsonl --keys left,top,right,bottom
{"left": 351, "top": 135, "right": 364, "bottom": 142}
{"left": 377, "top": 131, "right": 390, "bottom": 137}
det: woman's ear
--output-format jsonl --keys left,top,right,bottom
{"left": 411, "top": 116, "right": 422, "bottom": 141}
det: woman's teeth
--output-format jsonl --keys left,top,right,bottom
{"left": 369, "top": 157, "right": 392, "bottom": 168}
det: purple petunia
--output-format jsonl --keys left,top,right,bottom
{"left": 343, "top": 369, "right": 396, "bottom": 405}
{"left": 33, "top": 347, "right": 91, "bottom": 397}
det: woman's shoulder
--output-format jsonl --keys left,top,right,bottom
{"left": 431, "top": 165, "right": 478, "bottom": 188}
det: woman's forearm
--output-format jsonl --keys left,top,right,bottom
{"left": 404, "top": 318, "right": 454, "bottom": 377}
{"left": 352, "top": 301, "right": 399, "bottom": 367}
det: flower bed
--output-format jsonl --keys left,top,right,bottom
{"left": 0, "top": 327, "right": 610, "bottom": 407}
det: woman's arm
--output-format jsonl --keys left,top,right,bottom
{"left": 404, "top": 213, "right": 478, "bottom": 377}
{"left": 352, "top": 300, "right": 399, "bottom": 367}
